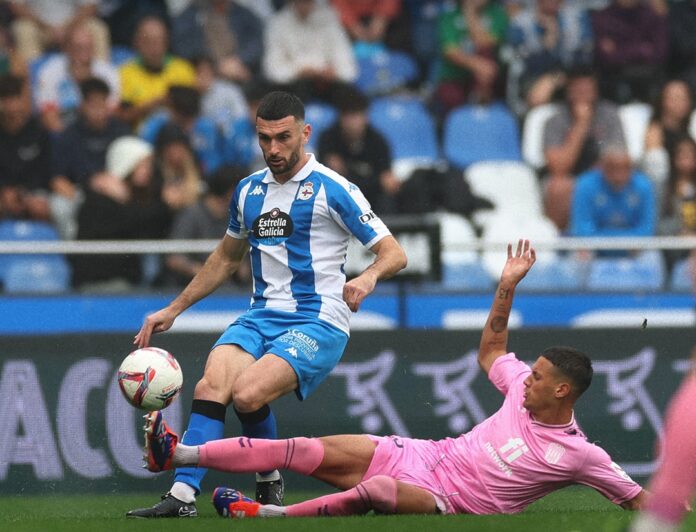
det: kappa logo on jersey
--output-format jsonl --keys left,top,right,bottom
{"left": 249, "top": 185, "right": 265, "bottom": 196}
{"left": 252, "top": 207, "right": 294, "bottom": 245}
{"left": 297, "top": 182, "right": 314, "bottom": 200}
{"left": 359, "top": 211, "right": 376, "bottom": 224}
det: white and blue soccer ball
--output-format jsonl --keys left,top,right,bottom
{"left": 117, "top": 347, "right": 183, "bottom": 410}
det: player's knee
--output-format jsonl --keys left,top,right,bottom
{"left": 230, "top": 382, "right": 265, "bottom": 413}
{"left": 193, "top": 375, "right": 227, "bottom": 403}
{"left": 359, "top": 475, "right": 397, "bottom": 514}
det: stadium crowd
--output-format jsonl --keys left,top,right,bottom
{"left": 0, "top": 0, "right": 695, "bottom": 292}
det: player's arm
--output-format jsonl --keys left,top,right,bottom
{"left": 478, "top": 239, "right": 536, "bottom": 374}
{"left": 620, "top": 490, "right": 646, "bottom": 510}
{"left": 342, "top": 235, "right": 407, "bottom": 312}
{"left": 134, "top": 234, "right": 248, "bottom": 347}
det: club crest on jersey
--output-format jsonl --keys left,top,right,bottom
{"left": 252, "top": 207, "right": 294, "bottom": 245}
{"left": 297, "top": 181, "right": 314, "bottom": 200}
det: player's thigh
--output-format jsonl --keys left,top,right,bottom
{"left": 395, "top": 481, "right": 440, "bottom": 515}
{"left": 312, "top": 435, "right": 378, "bottom": 489}
{"left": 231, "top": 353, "right": 299, "bottom": 411}
{"left": 195, "top": 344, "right": 255, "bottom": 404}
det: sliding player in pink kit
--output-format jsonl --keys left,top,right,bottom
{"left": 142, "top": 239, "right": 646, "bottom": 518}
{"left": 630, "top": 348, "right": 696, "bottom": 532}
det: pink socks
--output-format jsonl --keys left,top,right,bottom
{"left": 198, "top": 436, "right": 324, "bottom": 476}
{"left": 286, "top": 475, "right": 398, "bottom": 517}
{"left": 646, "top": 375, "right": 696, "bottom": 524}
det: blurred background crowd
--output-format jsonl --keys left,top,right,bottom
{"left": 0, "top": 0, "right": 695, "bottom": 294}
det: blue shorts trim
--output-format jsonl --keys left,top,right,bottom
{"left": 212, "top": 308, "right": 349, "bottom": 400}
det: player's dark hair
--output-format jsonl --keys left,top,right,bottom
{"left": 565, "top": 64, "right": 597, "bottom": 82}
{"left": 541, "top": 346, "right": 593, "bottom": 398}
{"left": 80, "top": 76, "right": 111, "bottom": 99}
{"left": 256, "top": 91, "right": 305, "bottom": 122}
{"left": 0, "top": 74, "right": 24, "bottom": 98}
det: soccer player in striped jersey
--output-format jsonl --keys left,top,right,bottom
{"left": 127, "top": 91, "right": 407, "bottom": 518}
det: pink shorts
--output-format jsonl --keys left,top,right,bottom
{"left": 362, "top": 435, "right": 456, "bottom": 514}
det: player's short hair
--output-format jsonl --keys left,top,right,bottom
{"left": 541, "top": 346, "right": 593, "bottom": 397}
{"left": 565, "top": 64, "right": 597, "bottom": 83}
{"left": 0, "top": 74, "right": 24, "bottom": 98}
{"left": 256, "top": 91, "right": 305, "bottom": 122}
{"left": 80, "top": 76, "right": 111, "bottom": 99}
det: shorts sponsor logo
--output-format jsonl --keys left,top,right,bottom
{"left": 297, "top": 182, "right": 314, "bottom": 200}
{"left": 544, "top": 443, "right": 565, "bottom": 465}
{"left": 285, "top": 347, "right": 298, "bottom": 359}
{"left": 359, "top": 211, "right": 375, "bottom": 224}
{"left": 278, "top": 329, "right": 320, "bottom": 361}
{"left": 252, "top": 208, "right": 293, "bottom": 245}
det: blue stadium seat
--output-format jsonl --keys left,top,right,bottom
{"left": 586, "top": 252, "right": 666, "bottom": 292}
{"left": 3, "top": 257, "right": 71, "bottom": 294}
{"left": 368, "top": 96, "right": 439, "bottom": 162}
{"left": 517, "top": 258, "right": 584, "bottom": 292}
{"left": 356, "top": 49, "right": 419, "bottom": 96}
{"left": 305, "top": 101, "right": 338, "bottom": 153}
{"left": 443, "top": 103, "right": 522, "bottom": 169}
{"left": 669, "top": 258, "right": 692, "bottom": 292}
{"left": 441, "top": 261, "right": 494, "bottom": 291}
{"left": 0, "top": 220, "right": 69, "bottom": 292}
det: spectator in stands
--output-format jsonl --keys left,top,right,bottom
{"left": 119, "top": 17, "right": 196, "bottom": 127}
{"left": 434, "top": 0, "right": 508, "bottom": 115}
{"left": 171, "top": 0, "right": 264, "bottom": 84}
{"left": 506, "top": 0, "right": 593, "bottom": 111}
{"left": 0, "top": 74, "right": 51, "bottom": 221}
{"left": 9, "top": 0, "right": 110, "bottom": 62}
{"left": 223, "top": 81, "right": 268, "bottom": 170}
{"left": 591, "top": 0, "right": 668, "bottom": 104}
{"left": 164, "top": 164, "right": 251, "bottom": 288}
{"left": 668, "top": 0, "right": 696, "bottom": 93}
{"left": 543, "top": 65, "right": 626, "bottom": 231}
{"left": 193, "top": 55, "right": 249, "bottom": 131}
{"left": 34, "top": 23, "right": 120, "bottom": 132}
{"left": 50, "top": 77, "right": 129, "bottom": 239}
{"left": 139, "top": 85, "right": 224, "bottom": 175}
{"left": 570, "top": 145, "right": 656, "bottom": 249}
{"left": 318, "top": 86, "right": 400, "bottom": 214}
{"left": 642, "top": 80, "right": 695, "bottom": 211}
{"left": 99, "top": 0, "right": 169, "bottom": 49}
{"left": 71, "top": 136, "right": 173, "bottom": 290}
{"left": 659, "top": 136, "right": 696, "bottom": 236}
{"left": 262, "top": 0, "right": 357, "bottom": 103}
{"left": 153, "top": 123, "right": 203, "bottom": 212}
{"left": 331, "top": 0, "right": 410, "bottom": 52}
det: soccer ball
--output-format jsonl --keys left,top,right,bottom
{"left": 117, "top": 347, "right": 183, "bottom": 410}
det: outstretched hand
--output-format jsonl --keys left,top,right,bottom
{"left": 133, "top": 307, "right": 178, "bottom": 348}
{"left": 500, "top": 239, "right": 536, "bottom": 285}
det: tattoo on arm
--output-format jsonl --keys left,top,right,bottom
{"left": 497, "top": 288, "right": 510, "bottom": 300}
{"left": 490, "top": 316, "right": 508, "bottom": 332}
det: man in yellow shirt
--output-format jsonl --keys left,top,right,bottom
{"left": 119, "top": 16, "right": 196, "bottom": 126}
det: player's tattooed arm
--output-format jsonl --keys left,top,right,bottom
{"left": 478, "top": 240, "right": 536, "bottom": 374}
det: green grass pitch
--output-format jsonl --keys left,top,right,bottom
{"left": 3, "top": 487, "right": 695, "bottom": 532}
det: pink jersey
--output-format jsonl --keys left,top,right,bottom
{"left": 363, "top": 353, "right": 642, "bottom": 514}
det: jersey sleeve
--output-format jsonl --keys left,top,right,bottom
{"left": 574, "top": 443, "right": 643, "bottom": 505}
{"left": 226, "top": 180, "right": 249, "bottom": 239}
{"left": 324, "top": 178, "right": 391, "bottom": 249}
{"left": 488, "top": 353, "right": 531, "bottom": 396}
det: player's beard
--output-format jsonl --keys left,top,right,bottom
{"left": 266, "top": 148, "right": 301, "bottom": 177}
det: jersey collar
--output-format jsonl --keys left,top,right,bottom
{"left": 262, "top": 153, "right": 317, "bottom": 184}
{"left": 530, "top": 410, "right": 576, "bottom": 429}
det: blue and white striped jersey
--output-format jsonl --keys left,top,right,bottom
{"left": 227, "top": 154, "right": 391, "bottom": 334}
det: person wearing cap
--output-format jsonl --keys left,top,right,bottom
{"left": 70, "top": 136, "right": 172, "bottom": 290}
